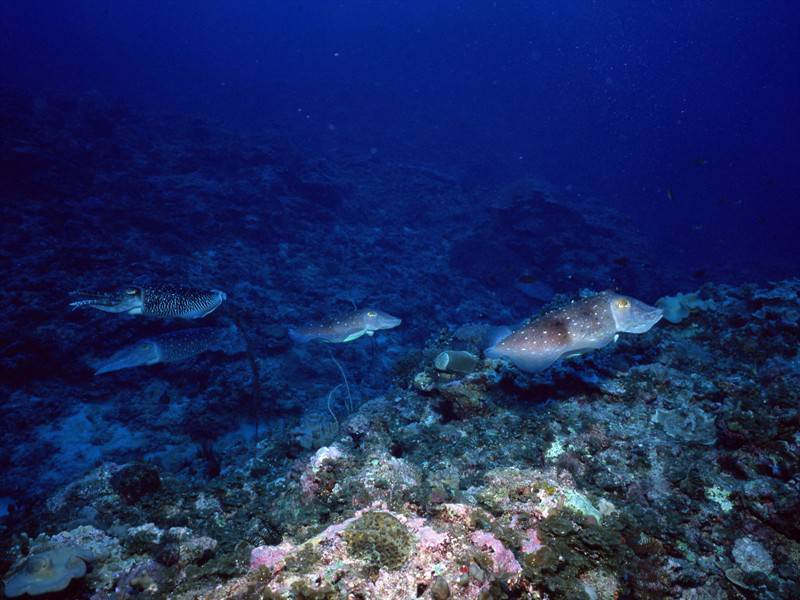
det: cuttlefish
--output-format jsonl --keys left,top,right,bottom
{"left": 290, "top": 308, "right": 401, "bottom": 343}
{"left": 94, "top": 326, "right": 243, "bottom": 375}
{"left": 69, "top": 285, "right": 226, "bottom": 319}
{"left": 486, "top": 291, "right": 663, "bottom": 372}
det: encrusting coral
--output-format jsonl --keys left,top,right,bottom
{"left": 3, "top": 545, "right": 93, "bottom": 597}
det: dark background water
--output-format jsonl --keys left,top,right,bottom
{"left": 2, "top": 0, "right": 798, "bottom": 278}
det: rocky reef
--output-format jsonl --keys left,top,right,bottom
{"left": 1, "top": 276, "right": 798, "bottom": 598}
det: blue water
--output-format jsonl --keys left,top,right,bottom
{"left": 0, "top": 2, "right": 798, "bottom": 598}
{"left": 3, "top": 1, "right": 798, "bottom": 282}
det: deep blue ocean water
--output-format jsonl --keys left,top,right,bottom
{"left": 0, "top": 2, "right": 798, "bottom": 598}
{"left": 4, "top": 1, "right": 798, "bottom": 281}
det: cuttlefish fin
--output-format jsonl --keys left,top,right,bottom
{"left": 342, "top": 329, "right": 368, "bottom": 343}
{"left": 560, "top": 346, "right": 599, "bottom": 361}
{"left": 507, "top": 351, "right": 561, "bottom": 373}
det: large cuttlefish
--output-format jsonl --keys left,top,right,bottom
{"left": 94, "top": 326, "right": 243, "bottom": 375}
{"left": 69, "top": 284, "right": 226, "bottom": 319}
{"left": 486, "top": 291, "right": 663, "bottom": 372}
{"left": 289, "top": 308, "right": 401, "bottom": 343}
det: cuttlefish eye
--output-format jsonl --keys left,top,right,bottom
{"left": 366, "top": 311, "right": 378, "bottom": 318}
{"left": 616, "top": 298, "right": 631, "bottom": 309}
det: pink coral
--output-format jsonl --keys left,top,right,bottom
{"left": 299, "top": 470, "right": 319, "bottom": 496}
{"left": 521, "top": 528, "right": 543, "bottom": 554}
{"left": 407, "top": 518, "right": 448, "bottom": 550}
{"left": 439, "top": 503, "right": 474, "bottom": 524}
{"left": 250, "top": 542, "right": 295, "bottom": 571}
{"left": 470, "top": 531, "right": 522, "bottom": 575}
{"left": 299, "top": 445, "right": 345, "bottom": 498}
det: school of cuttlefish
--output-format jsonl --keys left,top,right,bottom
{"left": 71, "top": 283, "right": 663, "bottom": 376}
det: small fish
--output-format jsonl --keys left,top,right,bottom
{"left": 485, "top": 291, "right": 662, "bottom": 372}
{"left": 666, "top": 188, "right": 674, "bottom": 202}
{"left": 94, "top": 326, "right": 243, "bottom": 375}
{"left": 290, "top": 308, "right": 401, "bottom": 343}
{"left": 69, "top": 284, "right": 226, "bottom": 319}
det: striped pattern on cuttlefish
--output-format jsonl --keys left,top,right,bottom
{"left": 289, "top": 308, "right": 402, "bottom": 343}
{"left": 69, "top": 284, "right": 226, "bottom": 319}
{"left": 486, "top": 291, "right": 663, "bottom": 372}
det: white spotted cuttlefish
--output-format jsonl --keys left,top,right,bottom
{"left": 485, "top": 291, "right": 663, "bottom": 372}
{"left": 289, "top": 308, "right": 402, "bottom": 344}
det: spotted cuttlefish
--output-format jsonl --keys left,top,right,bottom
{"left": 69, "top": 284, "right": 226, "bottom": 319}
{"left": 289, "top": 308, "right": 402, "bottom": 343}
{"left": 94, "top": 326, "right": 242, "bottom": 375}
{"left": 486, "top": 291, "right": 663, "bottom": 372}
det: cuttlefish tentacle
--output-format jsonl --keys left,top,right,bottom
{"left": 485, "top": 291, "right": 662, "bottom": 373}
{"left": 69, "top": 287, "right": 143, "bottom": 314}
{"left": 290, "top": 308, "right": 402, "bottom": 344}
{"left": 69, "top": 298, "right": 106, "bottom": 310}
{"left": 94, "top": 339, "right": 162, "bottom": 375}
{"left": 69, "top": 285, "right": 226, "bottom": 319}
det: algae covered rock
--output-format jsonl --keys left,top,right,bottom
{"left": 652, "top": 405, "right": 716, "bottom": 445}
{"left": 342, "top": 511, "right": 413, "bottom": 570}
{"left": 732, "top": 536, "right": 773, "bottom": 575}
{"left": 110, "top": 462, "right": 161, "bottom": 503}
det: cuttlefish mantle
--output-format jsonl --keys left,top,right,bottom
{"left": 289, "top": 308, "right": 402, "bottom": 344}
{"left": 485, "top": 291, "right": 662, "bottom": 372}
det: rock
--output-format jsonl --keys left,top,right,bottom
{"left": 178, "top": 535, "right": 217, "bottom": 566}
{"left": 165, "top": 528, "right": 217, "bottom": 565}
{"left": 413, "top": 371, "right": 436, "bottom": 393}
{"left": 155, "top": 543, "right": 181, "bottom": 567}
{"left": 429, "top": 575, "right": 451, "bottom": 599}
{"left": 110, "top": 463, "right": 161, "bottom": 503}
{"left": 126, "top": 523, "right": 163, "bottom": 554}
{"left": 732, "top": 536, "right": 773, "bottom": 575}
{"left": 49, "top": 525, "right": 119, "bottom": 562}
